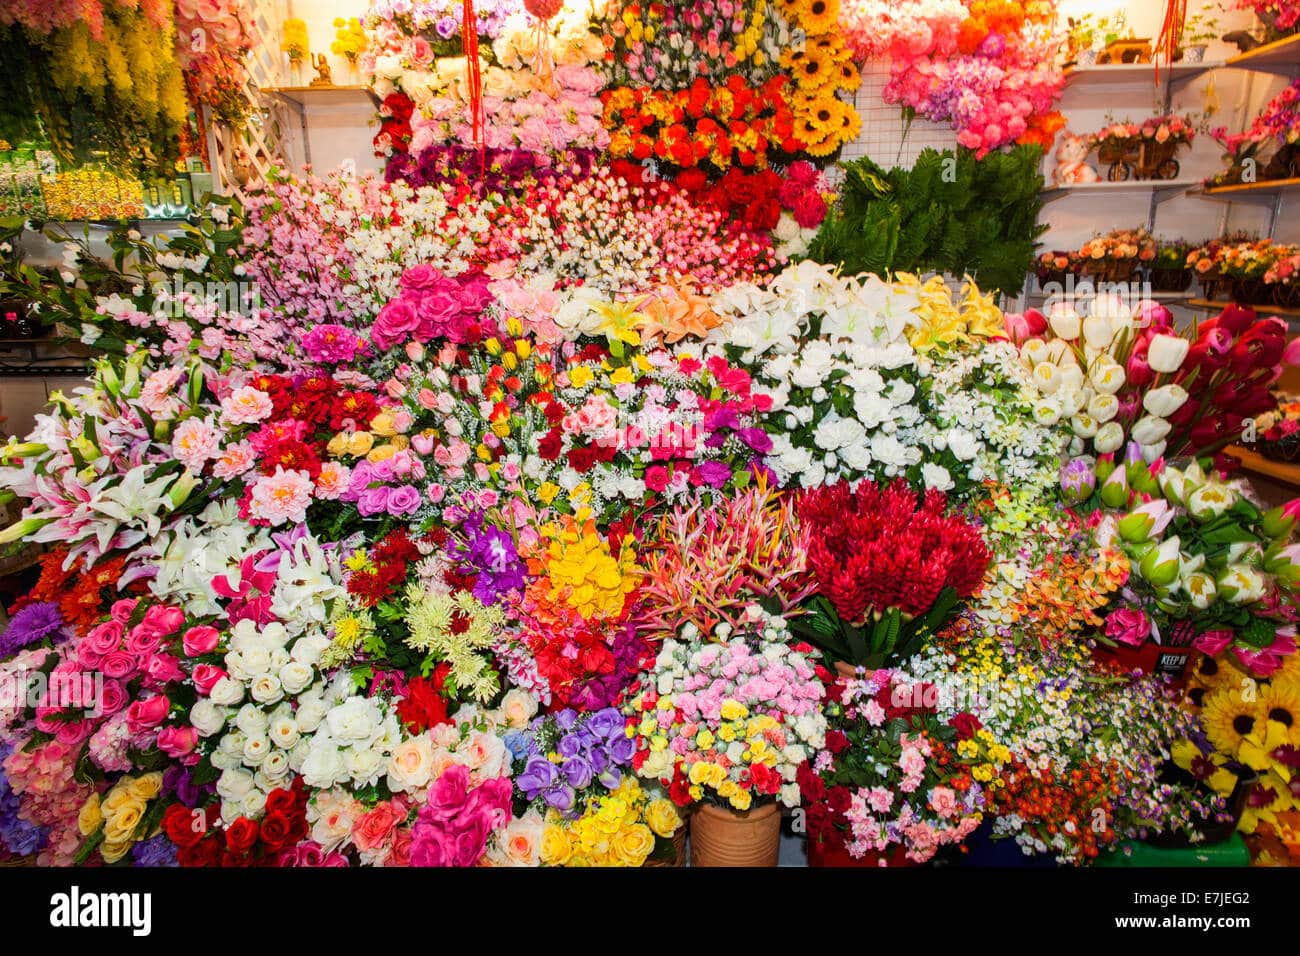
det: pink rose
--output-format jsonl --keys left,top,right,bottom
{"left": 100, "top": 651, "right": 138, "bottom": 681}
{"left": 98, "top": 680, "right": 128, "bottom": 716}
{"left": 139, "top": 604, "right": 186, "bottom": 638}
{"left": 84, "top": 620, "right": 126, "bottom": 656}
{"left": 1104, "top": 609, "right": 1151, "bottom": 648}
{"left": 144, "top": 653, "right": 185, "bottom": 687}
{"left": 126, "top": 629, "right": 163, "bottom": 657}
{"left": 371, "top": 299, "right": 420, "bottom": 350}
{"left": 110, "top": 598, "right": 139, "bottom": 623}
{"left": 352, "top": 800, "right": 405, "bottom": 852}
{"left": 157, "top": 725, "right": 200, "bottom": 758}
{"left": 182, "top": 625, "right": 221, "bottom": 657}
{"left": 126, "top": 695, "right": 171, "bottom": 734}
{"left": 55, "top": 720, "right": 93, "bottom": 746}
{"left": 191, "top": 664, "right": 227, "bottom": 696}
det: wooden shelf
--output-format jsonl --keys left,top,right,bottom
{"left": 1199, "top": 176, "right": 1300, "bottom": 197}
{"left": 1040, "top": 178, "right": 1203, "bottom": 203}
{"left": 1226, "top": 445, "right": 1300, "bottom": 490}
{"left": 1063, "top": 61, "right": 1221, "bottom": 88}
{"left": 265, "top": 85, "right": 378, "bottom": 108}
{"left": 1186, "top": 298, "right": 1300, "bottom": 318}
{"left": 1224, "top": 33, "right": 1300, "bottom": 74}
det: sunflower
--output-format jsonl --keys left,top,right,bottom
{"left": 779, "top": 0, "right": 840, "bottom": 34}
{"left": 1201, "top": 687, "right": 1267, "bottom": 758}
{"left": 1239, "top": 774, "right": 1295, "bottom": 834}
{"left": 1262, "top": 679, "right": 1300, "bottom": 747}
{"left": 782, "top": 47, "right": 836, "bottom": 95}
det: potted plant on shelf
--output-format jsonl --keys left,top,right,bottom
{"left": 1036, "top": 250, "right": 1082, "bottom": 289}
{"left": 1133, "top": 114, "right": 1197, "bottom": 179}
{"left": 1093, "top": 120, "right": 1141, "bottom": 180}
{"left": 1177, "top": 11, "right": 1221, "bottom": 61}
{"left": 623, "top": 606, "right": 827, "bottom": 867}
{"left": 1253, "top": 393, "right": 1300, "bottom": 462}
{"left": 1220, "top": 237, "right": 1286, "bottom": 304}
{"left": 797, "top": 669, "right": 994, "bottom": 867}
{"left": 1265, "top": 249, "right": 1300, "bottom": 307}
{"left": 1148, "top": 239, "right": 1194, "bottom": 292}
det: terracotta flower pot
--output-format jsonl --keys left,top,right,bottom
{"left": 689, "top": 802, "right": 780, "bottom": 867}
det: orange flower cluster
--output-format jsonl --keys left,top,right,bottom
{"left": 1012, "top": 548, "right": 1130, "bottom": 646}
{"left": 990, "top": 759, "right": 1127, "bottom": 863}
{"left": 20, "top": 548, "right": 134, "bottom": 631}
{"left": 602, "top": 75, "right": 803, "bottom": 171}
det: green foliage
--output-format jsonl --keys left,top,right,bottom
{"left": 808, "top": 146, "right": 1047, "bottom": 296}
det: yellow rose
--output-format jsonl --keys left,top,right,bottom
{"left": 612, "top": 824, "right": 656, "bottom": 866}
{"left": 345, "top": 431, "right": 375, "bottom": 457}
{"left": 370, "top": 412, "right": 397, "bottom": 437}
{"left": 326, "top": 433, "right": 348, "bottom": 456}
{"left": 541, "top": 825, "right": 572, "bottom": 866}
{"left": 720, "top": 699, "right": 748, "bottom": 721}
{"left": 644, "top": 799, "right": 682, "bottom": 838}
{"left": 366, "top": 443, "right": 397, "bottom": 464}
{"left": 729, "top": 790, "right": 753, "bottom": 811}
{"left": 77, "top": 794, "right": 103, "bottom": 837}
{"left": 389, "top": 434, "right": 410, "bottom": 452}
{"left": 100, "top": 840, "right": 132, "bottom": 865}
{"left": 100, "top": 785, "right": 137, "bottom": 816}
{"left": 102, "top": 799, "right": 146, "bottom": 846}
{"left": 127, "top": 772, "right": 164, "bottom": 802}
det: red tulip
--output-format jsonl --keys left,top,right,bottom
{"left": 1126, "top": 347, "right": 1155, "bottom": 388}
{"left": 1217, "top": 304, "right": 1257, "bottom": 335}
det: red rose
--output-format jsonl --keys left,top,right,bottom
{"left": 259, "top": 811, "right": 294, "bottom": 852}
{"left": 264, "top": 788, "right": 298, "bottom": 815}
{"left": 744, "top": 197, "right": 781, "bottom": 232}
{"left": 224, "top": 817, "right": 260, "bottom": 854}
{"left": 177, "top": 836, "right": 220, "bottom": 868}
{"left": 825, "top": 730, "right": 850, "bottom": 755}
{"left": 669, "top": 772, "right": 693, "bottom": 807}
{"left": 566, "top": 445, "right": 597, "bottom": 473}
{"left": 162, "top": 803, "right": 206, "bottom": 848}
{"left": 804, "top": 802, "right": 835, "bottom": 840}
{"left": 221, "top": 848, "right": 256, "bottom": 868}
{"left": 950, "top": 712, "right": 983, "bottom": 741}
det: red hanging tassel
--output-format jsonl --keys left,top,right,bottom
{"left": 1155, "top": 0, "right": 1189, "bottom": 83}
{"left": 462, "top": 0, "right": 485, "bottom": 173}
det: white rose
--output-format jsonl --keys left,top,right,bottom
{"left": 279, "top": 661, "right": 315, "bottom": 696}
{"left": 210, "top": 677, "right": 245, "bottom": 707}
{"left": 343, "top": 746, "right": 386, "bottom": 787}
{"left": 260, "top": 749, "right": 291, "bottom": 780}
{"left": 387, "top": 736, "right": 436, "bottom": 793}
{"left": 216, "top": 767, "right": 255, "bottom": 802}
{"left": 268, "top": 715, "right": 301, "bottom": 750}
{"left": 242, "top": 735, "right": 271, "bottom": 767}
{"left": 241, "top": 788, "right": 268, "bottom": 819}
{"left": 239, "top": 646, "right": 272, "bottom": 677}
{"left": 235, "top": 704, "right": 269, "bottom": 737}
{"left": 296, "top": 698, "right": 329, "bottom": 734}
{"left": 190, "top": 699, "right": 229, "bottom": 737}
{"left": 499, "top": 689, "right": 539, "bottom": 730}
{"left": 921, "top": 462, "right": 953, "bottom": 491}
{"left": 219, "top": 729, "right": 248, "bottom": 757}
{"left": 291, "top": 635, "right": 330, "bottom": 668}
{"left": 250, "top": 674, "right": 285, "bottom": 705}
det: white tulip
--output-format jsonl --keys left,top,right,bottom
{"left": 1090, "top": 360, "right": 1126, "bottom": 394}
{"left": 1032, "top": 362, "right": 1062, "bottom": 394}
{"left": 1131, "top": 415, "right": 1172, "bottom": 445}
{"left": 1082, "top": 313, "right": 1116, "bottom": 349}
{"left": 1140, "top": 441, "right": 1166, "bottom": 463}
{"left": 1094, "top": 421, "right": 1125, "bottom": 453}
{"left": 1143, "top": 384, "right": 1188, "bottom": 418}
{"left": 1087, "top": 392, "right": 1119, "bottom": 424}
{"left": 1148, "top": 334, "right": 1190, "bottom": 373}
{"left": 1048, "top": 309, "right": 1082, "bottom": 340}
{"left": 1071, "top": 413, "right": 1099, "bottom": 438}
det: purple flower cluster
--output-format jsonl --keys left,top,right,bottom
{"left": 511, "top": 708, "right": 634, "bottom": 817}
{"left": 447, "top": 511, "right": 527, "bottom": 605}
{"left": 131, "top": 834, "right": 179, "bottom": 867}
{"left": 0, "top": 744, "right": 46, "bottom": 858}
{"left": 386, "top": 145, "right": 601, "bottom": 196}
{"left": 0, "top": 602, "right": 67, "bottom": 658}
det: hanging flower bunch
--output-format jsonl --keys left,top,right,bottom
{"left": 173, "top": 0, "right": 258, "bottom": 126}
{"left": 0, "top": 0, "right": 187, "bottom": 172}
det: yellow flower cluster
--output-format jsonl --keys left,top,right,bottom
{"left": 1185, "top": 655, "right": 1300, "bottom": 834}
{"left": 79, "top": 772, "right": 164, "bottom": 864}
{"left": 331, "top": 17, "right": 368, "bottom": 63}
{"left": 282, "top": 18, "right": 309, "bottom": 62}
{"left": 776, "top": 0, "right": 861, "bottom": 157}
{"left": 320, "top": 602, "right": 376, "bottom": 669}
{"left": 956, "top": 728, "right": 1012, "bottom": 789}
{"left": 897, "top": 274, "right": 1008, "bottom": 353}
{"left": 535, "top": 512, "right": 641, "bottom": 620}
{"left": 540, "top": 779, "right": 681, "bottom": 866}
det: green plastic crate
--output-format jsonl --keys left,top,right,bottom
{"left": 1097, "top": 833, "right": 1250, "bottom": 867}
